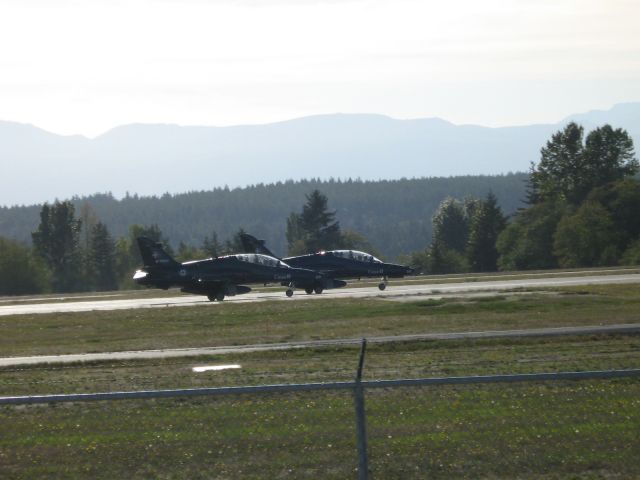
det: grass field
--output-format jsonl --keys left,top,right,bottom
{"left": 1, "top": 282, "right": 639, "bottom": 478}
{"left": 1, "top": 284, "right": 639, "bottom": 357}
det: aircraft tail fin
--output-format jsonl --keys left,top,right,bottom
{"left": 239, "top": 233, "right": 279, "bottom": 259}
{"left": 136, "top": 237, "right": 179, "bottom": 268}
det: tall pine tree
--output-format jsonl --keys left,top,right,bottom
{"left": 89, "top": 222, "right": 117, "bottom": 291}
{"left": 32, "top": 201, "right": 83, "bottom": 292}
{"left": 286, "top": 190, "right": 342, "bottom": 254}
{"left": 466, "top": 192, "right": 507, "bottom": 272}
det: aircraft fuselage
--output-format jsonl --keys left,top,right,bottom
{"left": 284, "top": 250, "right": 414, "bottom": 280}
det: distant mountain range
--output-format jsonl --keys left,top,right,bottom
{"left": 1, "top": 103, "right": 639, "bottom": 207}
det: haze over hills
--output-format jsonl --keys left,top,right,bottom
{"left": 1, "top": 103, "right": 639, "bottom": 207}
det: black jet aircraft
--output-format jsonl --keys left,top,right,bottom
{"left": 240, "top": 233, "right": 414, "bottom": 292}
{"left": 133, "top": 236, "right": 326, "bottom": 301}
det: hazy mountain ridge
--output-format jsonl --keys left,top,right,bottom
{"left": 0, "top": 103, "right": 638, "bottom": 207}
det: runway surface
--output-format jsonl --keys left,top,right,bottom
{"left": 1, "top": 273, "right": 638, "bottom": 317}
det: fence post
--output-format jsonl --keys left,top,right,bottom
{"left": 354, "top": 338, "right": 369, "bottom": 480}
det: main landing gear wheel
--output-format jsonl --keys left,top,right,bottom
{"left": 208, "top": 292, "right": 225, "bottom": 301}
{"left": 314, "top": 286, "right": 323, "bottom": 294}
{"left": 286, "top": 288, "right": 294, "bottom": 297}
{"left": 378, "top": 282, "right": 386, "bottom": 291}
{"left": 305, "top": 287, "right": 314, "bottom": 295}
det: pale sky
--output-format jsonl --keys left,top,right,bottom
{"left": 1, "top": 0, "right": 639, "bottom": 137}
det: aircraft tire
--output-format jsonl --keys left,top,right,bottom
{"left": 286, "top": 288, "right": 294, "bottom": 297}
{"left": 207, "top": 295, "right": 216, "bottom": 302}
{"left": 305, "top": 287, "right": 314, "bottom": 295}
{"left": 378, "top": 282, "right": 386, "bottom": 291}
{"left": 314, "top": 286, "right": 323, "bottom": 294}
{"left": 216, "top": 292, "right": 225, "bottom": 301}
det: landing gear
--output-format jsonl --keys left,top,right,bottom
{"left": 305, "top": 287, "right": 314, "bottom": 295}
{"left": 207, "top": 292, "right": 225, "bottom": 301}
{"left": 378, "top": 276, "right": 388, "bottom": 291}
{"left": 286, "top": 288, "right": 294, "bottom": 297}
{"left": 314, "top": 286, "right": 324, "bottom": 294}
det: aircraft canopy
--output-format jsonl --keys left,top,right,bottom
{"left": 330, "top": 250, "right": 382, "bottom": 263}
{"left": 234, "top": 253, "right": 289, "bottom": 267}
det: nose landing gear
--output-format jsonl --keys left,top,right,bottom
{"left": 378, "top": 276, "right": 388, "bottom": 291}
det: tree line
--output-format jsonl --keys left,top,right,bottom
{"left": 0, "top": 122, "right": 637, "bottom": 295}
{"left": 0, "top": 174, "right": 528, "bottom": 260}
{"left": 407, "top": 123, "right": 639, "bottom": 273}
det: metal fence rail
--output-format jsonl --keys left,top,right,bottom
{"left": 2, "top": 368, "right": 639, "bottom": 406}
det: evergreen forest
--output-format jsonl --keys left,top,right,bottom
{"left": 0, "top": 174, "right": 527, "bottom": 259}
{"left": 1, "top": 121, "right": 638, "bottom": 296}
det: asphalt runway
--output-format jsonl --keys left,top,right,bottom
{"left": 0, "top": 272, "right": 638, "bottom": 317}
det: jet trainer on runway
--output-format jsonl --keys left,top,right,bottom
{"left": 133, "top": 237, "right": 327, "bottom": 301}
{"left": 240, "top": 233, "right": 414, "bottom": 292}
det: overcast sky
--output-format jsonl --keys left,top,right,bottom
{"left": 1, "top": 0, "right": 639, "bottom": 137}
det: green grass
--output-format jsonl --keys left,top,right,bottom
{"left": 1, "top": 284, "right": 640, "bottom": 357}
{"left": 1, "top": 283, "right": 640, "bottom": 478}
{"left": 2, "top": 334, "right": 640, "bottom": 396}
{"left": 1, "top": 380, "right": 639, "bottom": 479}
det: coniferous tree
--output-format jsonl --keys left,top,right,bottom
{"left": 423, "top": 197, "right": 478, "bottom": 273}
{"left": 79, "top": 201, "right": 98, "bottom": 252}
{"left": 78, "top": 202, "right": 99, "bottom": 287}
{"left": 300, "top": 190, "right": 341, "bottom": 252}
{"left": 202, "top": 232, "right": 223, "bottom": 257}
{"left": 89, "top": 222, "right": 117, "bottom": 291}
{"left": 286, "top": 190, "right": 342, "bottom": 254}
{"left": 0, "top": 174, "right": 528, "bottom": 261}
{"left": 466, "top": 192, "right": 507, "bottom": 272}
{"left": 32, "top": 201, "right": 83, "bottom": 292}
{"left": 431, "top": 197, "right": 469, "bottom": 253}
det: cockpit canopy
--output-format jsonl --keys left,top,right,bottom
{"left": 329, "top": 250, "right": 382, "bottom": 263}
{"left": 233, "top": 253, "right": 289, "bottom": 268}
